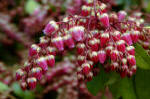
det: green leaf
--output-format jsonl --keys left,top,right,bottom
{"left": 87, "top": 66, "right": 109, "bottom": 95}
{"left": 25, "top": 0, "right": 40, "bottom": 14}
{"left": 0, "top": 82, "right": 9, "bottom": 92}
{"left": 12, "top": 82, "right": 35, "bottom": 99}
{"left": 135, "top": 69, "right": 150, "bottom": 99}
{"left": 87, "top": 65, "right": 120, "bottom": 95}
{"left": 109, "top": 77, "right": 136, "bottom": 99}
{"left": 135, "top": 44, "right": 150, "bottom": 70}
{"left": 12, "top": 82, "right": 24, "bottom": 97}
{"left": 105, "top": 72, "right": 120, "bottom": 86}
{"left": 146, "top": 1, "right": 150, "bottom": 12}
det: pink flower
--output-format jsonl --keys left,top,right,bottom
{"left": 16, "top": 69, "right": 25, "bottom": 80}
{"left": 116, "top": 40, "right": 126, "bottom": 52}
{"left": 63, "top": 34, "right": 75, "bottom": 49}
{"left": 98, "top": 13, "right": 110, "bottom": 27}
{"left": 36, "top": 57, "right": 48, "bottom": 71}
{"left": 46, "top": 55, "right": 55, "bottom": 67}
{"left": 127, "top": 55, "right": 136, "bottom": 66}
{"left": 100, "top": 33, "right": 109, "bottom": 47}
{"left": 29, "top": 44, "right": 41, "bottom": 56}
{"left": 118, "top": 11, "right": 127, "bottom": 21}
{"left": 69, "top": 26, "right": 85, "bottom": 41}
{"left": 98, "top": 50, "right": 106, "bottom": 64}
{"left": 121, "top": 33, "right": 133, "bottom": 45}
{"left": 43, "top": 21, "right": 59, "bottom": 36}
{"left": 31, "top": 67, "right": 42, "bottom": 80}
{"left": 52, "top": 36, "right": 64, "bottom": 51}
{"left": 27, "top": 77, "right": 37, "bottom": 90}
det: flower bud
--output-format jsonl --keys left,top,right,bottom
{"left": 20, "top": 81, "right": 27, "bottom": 91}
{"left": 52, "top": 36, "right": 64, "bottom": 51}
{"left": 29, "top": 44, "right": 41, "bottom": 56}
{"left": 27, "top": 77, "right": 37, "bottom": 90}
{"left": 69, "top": 26, "right": 85, "bottom": 41}
{"left": 46, "top": 47, "right": 57, "bottom": 56}
{"left": 98, "top": 13, "right": 110, "bottom": 27}
{"left": 100, "top": 33, "right": 109, "bottom": 47}
{"left": 46, "top": 55, "right": 55, "bottom": 67}
{"left": 116, "top": 40, "right": 126, "bottom": 52}
{"left": 127, "top": 55, "right": 136, "bottom": 66}
{"left": 98, "top": 50, "right": 106, "bottom": 64}
{"left": 89, "top": 51, "right": 99, "bottom": 63}
{"left": 110, "top": 62, "right": 119, "bottom": 70}
{"left": 36, "top": 57, "right": 48, "bottom": 71}
{"left": 43, "top": 21, "right": 58, "bottom": 36}
{"left": 105, "top": 46, "right": 114, "bottom": 56}
{"left": 16, "top": 69, "right": 25, "bottom": 80}
{"left": 76, "top": 43, "right": 86, "bottom": 54}
{"left": 81, "top": 5, "right": 91, "bottom": 16}
{"left": 118, "top": 11, "right": 127, "bottom": 21}
{"left": 131, "top": 30, "right": 140, "bottom": 43}
{"left": 31, "top": 67, "right": 42, "bottom": 80}
{"left": 121, "top": 58, "right": 127, "bottom": 65}
{"left": 24, "top": 61, "right": 31, "bottom": 72}
{"left": 82, "top": 63, "right": 91, "bottom": 75}
{"left": 126, "top": 46, "right": 135, "bottom": 55}
{"left": 88, "top": 38, "right": 100, "bottom": 51}
{"left": 63, "top": 34, "right": 75, "bottom": 49}
{"left": 112, "top": 31, "right": 121, "bottom": 41}
{"left": 121, "top": 33, "right": 133, "bottom": 45}
{"left": 77, "top": 55, "right": 86, "bottom": 65}
{"left": 110, "top": 50, "right": 119, "bottom": 61}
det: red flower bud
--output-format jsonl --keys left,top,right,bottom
{"left": 46, "top": 47, "right": 57, "bottom": 56}
{"left": 29, "top": 44, "right": 41, "bottom": 56}
{"left": 43, "top": 21, "right": 59, "bottom": 36}
{"left": 52, "top": 36, "right": 64, "bottom": 51}
{"left": 112, "top": 31, "right": 121, "bottom": 41}
{"left": 36, "top": 57, "right": 48, "bottom": 71}
{"left": 77, "top": 55, "right": 86, "bottom": 65}
{"left": 16, "top": 69, "right": 25, "bottom": 80}
{"left": 131, "top": 30, "right": 140, "bottom": 43}
{"left": 46, "top": 55, "right": 55, "bottom": 67}
{"left": 118, "top": 11, "right": 127, "bottom": 21}
{"left": 100, "top": 33, "right": 109, "bottom": 47}
{"left": 126, "top": 46, "right": 135, "bottom": 55}
{"left": 31, "top": 67, "right": 42, "bottom": 80}
{"left": 63, "top": 34, "right": 75, "bottom": 49}
{"left": 90, "top": 51, "right": 99, "bottom": 63}
{"left": 110, "top": 62, "right": 119, "bottom": 70}
{"left": 24, "top": 61, "right": 31, "bottom": 72}
{"left": 82, "top": 63, "right": 91, "bottom": 75}
{"left": 88, "top": 38, "right": 100, "bottom": 51}
{"left": 27, "top": 77, "right": 37, "bottom": 90}
{"left": 81, "top": 5, "right": 91, "bottom": 16}
{"left": 121, "top": 33, "right": 133, "bottom": 45}
{"left": 116, "top": 40, "right": 126, "bottom": 52}
{"left": 110, "top": 50, "right": 119, "bottom": 61}
{"left": 76, "top": 43, "right": 86, "bottom": 54}
{"left": 106, "top": 46, "right": 114, "bottom": 56}
{"left": 127, "top": 55, "right": 136, "bottom": 66}
{"left": 98, "top": 13, "right": 110, "bottom": 27}
{"left": 98, "top": 50, "right": 106, "bottom": 64}
{"left": 69, "top": 26, "right": 85, "bottom": 41}
{"left": 20, "top": 81, "right": 27, "bottom": 91}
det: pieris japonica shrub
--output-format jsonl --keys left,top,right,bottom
{"left": 16, "top": 0, "right": 150, "bottom": 95}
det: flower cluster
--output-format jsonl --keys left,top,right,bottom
{"left": 16, "top": 0, "right": 150, "bottom": 90}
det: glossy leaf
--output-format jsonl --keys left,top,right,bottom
{"left": 0, "top": 82, "right": 9, "bottom": 92}
{"left": 135, "top": 44, "right": 150, "bottom": 70}
{"left": 109, "top": 77, "right": 136, "bottom": 99}
{"left": 135, "top": 69, "right": 150, "bottom": 99}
